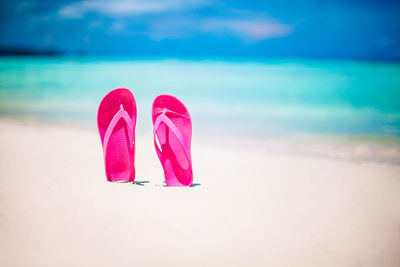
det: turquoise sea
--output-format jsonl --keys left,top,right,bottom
{"left": 0, "top": 57, "right": 399, "bottom": 139}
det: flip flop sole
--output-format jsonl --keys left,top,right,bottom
{"left": 98, "top": 88, "right": 136, "bottom": 182}
{"left": 152, "top": 95, "right": 193, "bottom": 186}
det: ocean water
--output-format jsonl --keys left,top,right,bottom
{"left": 0, "top": 57, "right": 399, "bottom": 138}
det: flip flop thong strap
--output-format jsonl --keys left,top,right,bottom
{"left": 103, "top": 104, "right": 134, "bottom": 157}
{"left": 153, "top": 108, "right": 190, "bottom": 120}
{"left": 153, "top": 111, "right": 190, "bottom": 168}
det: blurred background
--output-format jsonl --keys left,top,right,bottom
{"left": 0, "top": 0, "right": 399, "bottom": 163}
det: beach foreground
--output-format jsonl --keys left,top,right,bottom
{"left": 0, "top": 120, "right": 399, "bottom": 267}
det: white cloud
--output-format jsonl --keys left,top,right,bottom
{"left": 148, "top": 17, "right": 293, "bottom": 42}
{"left": 59, "top": 4, "right": 84, "bottom": 18}
{"left": 109, "top": 20, "right": 127, "bottom": 33}
{"left": 148, "top": 18, "right": 196, "bottom": 40}
{"left": 59, "top": 0, "right": 211, "bottom": 18}
{"left": 202, "top": 18, "right": 292, "bottom": 41}
{"left": 58, "top": 1, "right": 293, "bottom": 42}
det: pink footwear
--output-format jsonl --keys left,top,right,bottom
{"left": 152, "top": 95, "right": 193, "bottom": 187}
{"left": 97, "top": 88, "right": 137, "bottom": 182}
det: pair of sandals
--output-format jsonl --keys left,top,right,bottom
{"left": 97, "top": 88, "right": 193, "bottom": 187}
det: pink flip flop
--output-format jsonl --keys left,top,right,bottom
{"left": 97, "top": 88, "right": 137, "bottom": 182}
{"left": 152, "top": 95, "right": 193, "bottom": 187}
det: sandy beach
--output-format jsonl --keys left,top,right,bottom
{"left": 0, "top": 119, "right": 399, "bottom": 267}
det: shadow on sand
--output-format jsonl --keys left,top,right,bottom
{"left": 132, "top": 181, "right": 151, "bottom": 186}
{"left": 108, "top": 180, "right": 200, "bottom": 187}
{"left": 157, "top": 181, "right": 201, "bottom": 187}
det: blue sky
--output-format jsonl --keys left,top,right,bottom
{"left": 0, "top": 0, "right": 399, "bottom": 60}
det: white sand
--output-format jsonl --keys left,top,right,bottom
{"left": 0, "top": 120, "right": 399, "bottom": 267}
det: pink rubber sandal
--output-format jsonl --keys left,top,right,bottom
{"left": 152, "top": 95, "right": 193, "bottom": 187}
{"left": 97, "top": 88, "right": 137, "bottom": 182}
